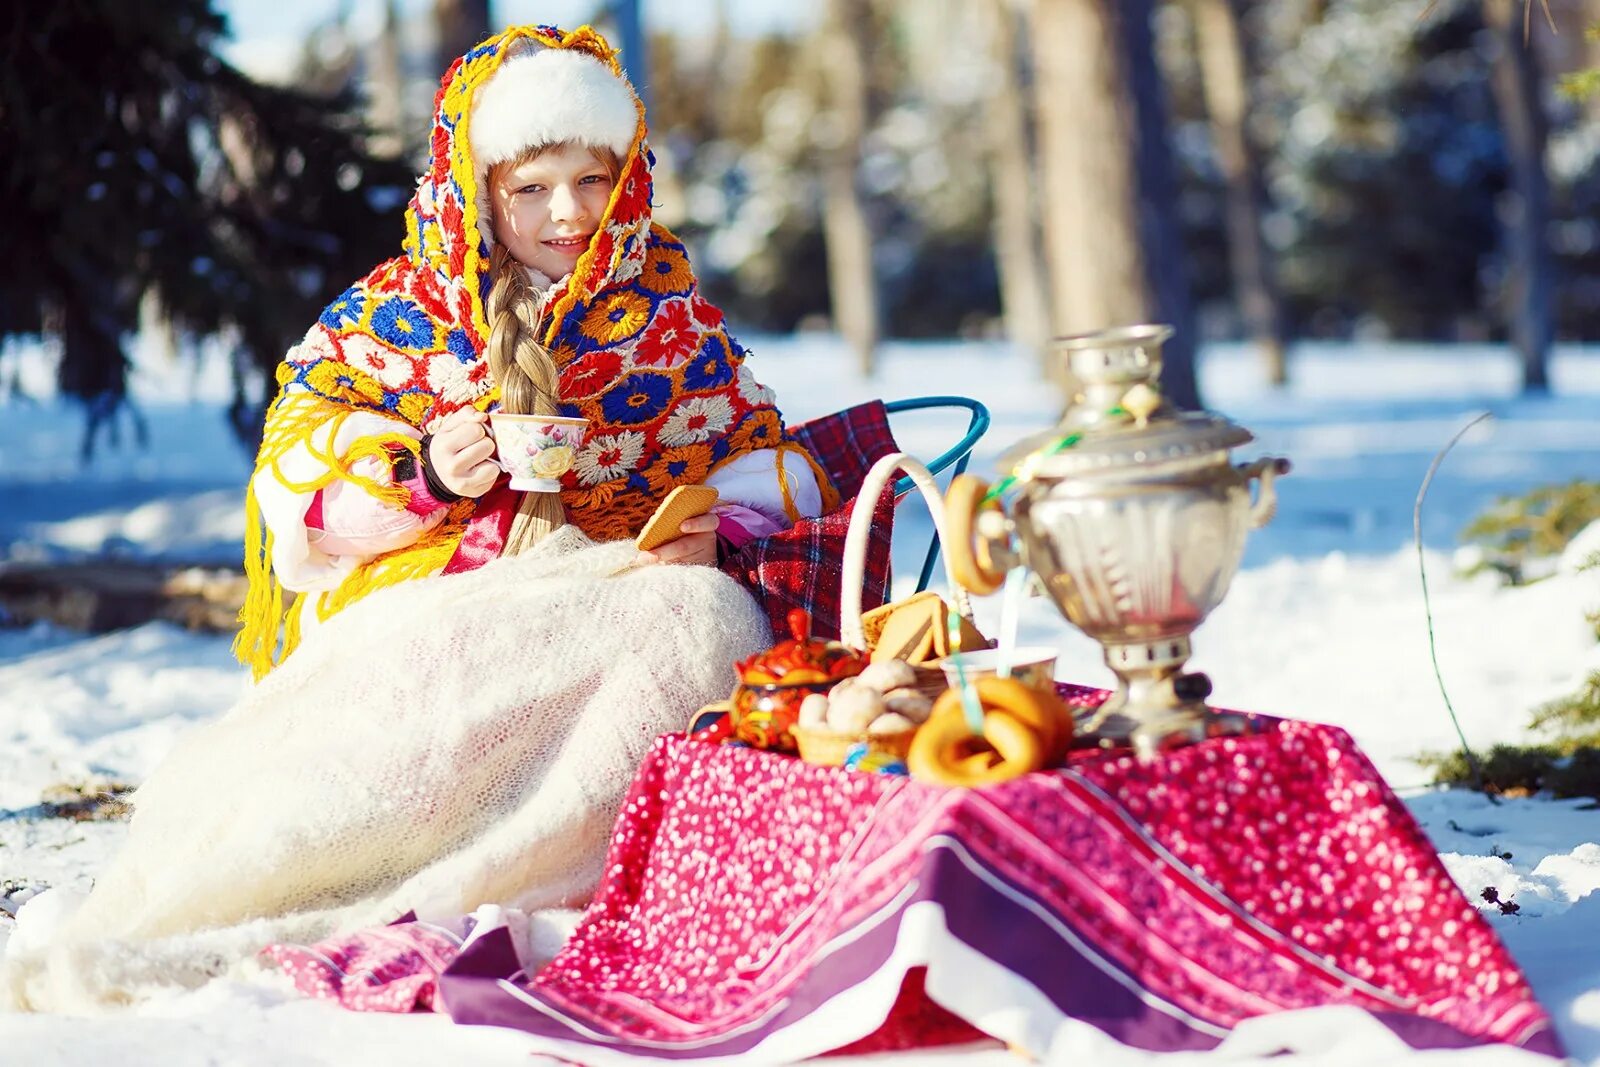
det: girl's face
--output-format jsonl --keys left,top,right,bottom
{"left": 490, "top": 143, "right": 616, "bottom": 279}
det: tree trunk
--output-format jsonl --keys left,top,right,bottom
{"left": 817, "top": 0, "right": 881, "bottom": 377}
{"left": 1119, "top": 0, "right": 1201, "bottom": 410}
{"left": 1030, "top": 0, "right": 1145, "bottom": 335}
{"left": 434, "top": 0, "right": 491, "bottom": 73}
{"left": 984, "top": 0, "right": 1054, "bottom": 374}
{"left": 1485, "top": 0, "right": 1554, "bottom": 393}
{"left": 1192, "top": 0, "right": 1288, "bottom": 386}
{"left": 1031, "top": 0, "right": 1201, "bottom": 409}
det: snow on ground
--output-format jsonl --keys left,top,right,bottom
{"left": 2, "top": 336, "right": 1599, "bottom": 1064}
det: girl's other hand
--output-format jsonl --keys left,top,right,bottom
{"left": 429, "top": 408, "right": 500, "bottom": 498}
{"left": 635, "top": 513, "right": 719, "bottom": 566}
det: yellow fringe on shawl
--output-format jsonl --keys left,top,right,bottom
{"left": 234, "top": 390, "right": 471, "bottom": 682}
{"left": 237, "top": 394, "right": 834, "bottom": 682}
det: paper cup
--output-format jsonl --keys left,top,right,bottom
{"left": 939, "top": 646, "right": 1058, "bottom": 693}
{"left": 488, "top": 414, "right": 588, "bottom": 493}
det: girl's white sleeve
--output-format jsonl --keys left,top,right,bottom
{"left": 252, "top": 411, "right": 446, "bottom": 593}
{"left": 705, "top": 448, "right": 823, "bottom": 530}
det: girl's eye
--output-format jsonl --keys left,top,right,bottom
{"left": 516, "top": 184, "right": 545, "bottom": 195}
{"left": 579, "top": 175, "right": 609, "bottom": 186}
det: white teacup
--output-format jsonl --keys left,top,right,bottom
{"left": 940, "top": 646, "right": 1059, "bottom": 694}
{"left": 488, "top": 413, "right": 588, "bottom": 493}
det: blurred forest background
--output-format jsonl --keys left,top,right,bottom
{"left": 4, "top": 0, "right": 1598, "bottom": 440}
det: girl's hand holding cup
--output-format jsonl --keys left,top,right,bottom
{"left": 428, "top": 408, "right": 500, "bottom": 499}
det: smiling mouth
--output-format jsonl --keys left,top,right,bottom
{"left": 543, "top": 234, "right": 593, "bottom": 253}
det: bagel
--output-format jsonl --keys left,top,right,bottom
{"left": 907, "top": 676, "right": 1069, "bottom": 786}
{"left": 947, "top": 676, "right": 1071, "bottom": 761}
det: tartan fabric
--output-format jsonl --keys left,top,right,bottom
{"left": 719, "top": 401, "right": 899, "bottom": 641}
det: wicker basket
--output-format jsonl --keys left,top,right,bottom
{"left": 791, "top": 722, "right": 918, "bottom": 768}
{"left": 786, "top": 452, "right": 984, "bottom": 771}
{"left": 839, "top": 452, "right": 986, "bottom": 704}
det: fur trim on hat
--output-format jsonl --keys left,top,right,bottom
{"left": 470, "top": 47, "right": 638, "bottom": 168}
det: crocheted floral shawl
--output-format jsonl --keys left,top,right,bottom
{"left": 238, "top": 24, "right": 833, "bottom": 680}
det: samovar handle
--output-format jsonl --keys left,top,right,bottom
{"left": 944, "top": 474, "right": 1017, "bottom": 595}
{"left": 1238, "top": 457, "right": 1291, "bottom": 528}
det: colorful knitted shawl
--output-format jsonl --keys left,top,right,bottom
{"left": 238, "top": 24, "right": 835, "bottom": 680}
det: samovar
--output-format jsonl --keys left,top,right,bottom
{"left": 944, "top": 325, "right": 1289, "bottom": 758}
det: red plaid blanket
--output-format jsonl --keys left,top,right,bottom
{"left": 719, "top": 401, "right": 899, "bottom": 641}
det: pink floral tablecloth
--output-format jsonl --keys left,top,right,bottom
{"left": 267, "top": 686, "right": 1561, "bottom": 1062}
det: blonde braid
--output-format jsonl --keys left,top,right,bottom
{"left": 486, "top": 243, "right": 567, "bottom": 556}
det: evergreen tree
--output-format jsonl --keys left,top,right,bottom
{"left": 1250, "top": 0, "right": 1506, "bottom": 338}
{"left": 0, "top": 0, "right": 412, "bottom": 447}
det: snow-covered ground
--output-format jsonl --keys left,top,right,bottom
{"left": 2, "top": 336, "right": 1598, "bottom": 1064}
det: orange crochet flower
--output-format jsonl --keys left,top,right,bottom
{"left": 579, "top": 290, "right": 653, "bottom": 347}
{"left": 639, "top": 246, "right": 694, "bottom": 297}
{"left": 725, "top": 409, "right": 783, "bottom": 453}
{"left": 638, "top": 445, "right": 712, "bottom": 496}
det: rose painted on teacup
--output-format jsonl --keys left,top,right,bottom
{"left": 531, "top": 445, "right": 574, "bottom": 477}
{"left": 488, "top": 414, "right": 588, "bottom": 492}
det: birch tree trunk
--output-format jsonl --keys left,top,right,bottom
{"left": 1192, "top": 0, "right": 1288, "bottom": 386}
{"left": 1031, "top": 0, "right": 1202, "bottom": 409}
{"left": 1484, "top": 0, "right": 1554, "bottom": 393}
{"left": 985, "top": 0, "right": 1054, "bottom": 374}
{"left": 817, "top": 0, "right": 881, "bottom": 377}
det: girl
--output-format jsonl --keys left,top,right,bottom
{"left": 3, "top": 24, "right": 834, "bottom": 1012}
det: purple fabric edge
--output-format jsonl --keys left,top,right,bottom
{"left": 436, "top": 839, "right": 1187, "bottom": 1057}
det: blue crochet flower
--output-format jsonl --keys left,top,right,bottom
{"left": 370, "top": 297, "right": 437, "bottom": 352}
{"left": 601, "top": 372, "right": 674, "bottom": 425}
{"left": 682, "top": 335, "right": 734, "bottom": 391}
{"left": 318, "top": 287, "right": 365, "bottom": 330}
{"left": 446, "top": 327, "right": 476, "bottom": 363}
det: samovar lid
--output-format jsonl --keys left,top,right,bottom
{"left": 996, "top": 324, "right": 1253, "bottom": 481}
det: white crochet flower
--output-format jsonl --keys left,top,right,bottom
{"left": 341, "top": 334, "right": 421, "bottom": 391}
{"left": 658, "top": 394, "right": 734, "bottom": 447}
{"left": 735, "top": 363, "right": 774, "bottom": 407}
{"left": 426, "top": 353, "right": 493, "bottom": 407}
{"left": 610, "top": 220, "right": 645, "bottom": 284}
{"left": 573, "top": 430, "right": 647, "bottom": 486}
{"left": 285, "top": 338, "right": 321, "bottom": 367}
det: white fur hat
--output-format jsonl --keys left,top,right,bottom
{"left": 469, "top": 46, "right": 639, "bottom": 169}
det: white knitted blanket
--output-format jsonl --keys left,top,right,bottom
{"left": 3, "top": 527, "right": 768, "bottom": 1012}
